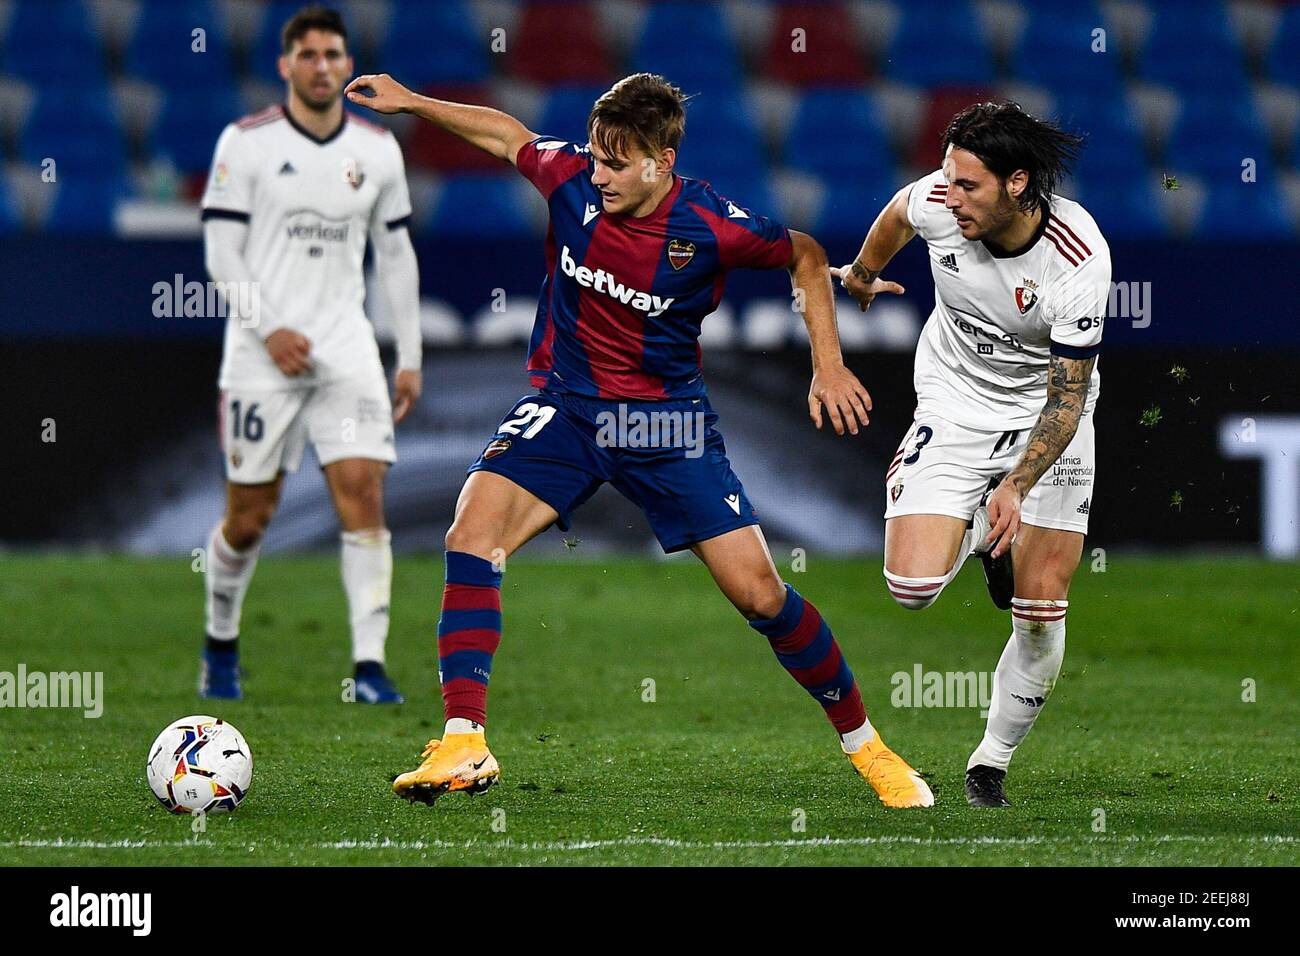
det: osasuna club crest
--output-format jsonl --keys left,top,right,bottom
{"left": 1015, "top": 277, "right": 1039, "bottom": 314}
{"left": 342, "top": 158, "right": 365, "bottom": 190}
{"left": 667, "top": 238, "right": 695, "bottom": 271}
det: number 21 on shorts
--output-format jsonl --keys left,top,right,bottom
{"left": 499, "top": 401, "right": 556, "bottom": 439}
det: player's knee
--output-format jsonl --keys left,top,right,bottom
{"left": 444, "top": 521, "right": 499, "bottom": 562}
{"left": 224, "top": 505, "right": 273, "bottom": 549}
{"left": 734, "top": 579, "right": 788, "bottom": 621}
{"left": 883, "top": 568, "right": 945, "bottom": 611}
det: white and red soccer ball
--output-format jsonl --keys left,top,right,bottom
{"left": 145, "top": 715, "right": 253, "bottom": 814}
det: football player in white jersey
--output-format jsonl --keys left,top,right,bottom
{"left": 198, "top": 6, "right": 421, "bottom": 703}
{"left": 833, "top": 103, "right": 1109, "bottom": 807}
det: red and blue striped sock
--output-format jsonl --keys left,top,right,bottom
{"left": 437, "top": 551, "right": 503, "bottom": 727}
{"left": 750, "top": 584, "right": 865, "bottom": 734}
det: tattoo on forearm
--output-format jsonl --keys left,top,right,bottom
{"left": 850, "top": 260, "right": 879, "bottom": 284}
{"left": 1008, "top": 355, "right": 1095, "bottom": 495}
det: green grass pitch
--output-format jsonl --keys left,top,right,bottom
{"left": 1, "top": 553, "right": 1296, "bottom": 866}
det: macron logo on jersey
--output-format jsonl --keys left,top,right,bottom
{"left": 559, "top": 245, "right": 674, "bottom": 317}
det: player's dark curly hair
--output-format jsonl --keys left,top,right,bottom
{"left": 588, "top": 73, "right": 690, "bottom": 160}
{"left": 281, "top": 5, "right": 348, "bottom": 53}
{"left": 941, "top": 102, "right": 1084, "bottom": 214}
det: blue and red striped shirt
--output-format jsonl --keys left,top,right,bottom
{"left": 515, "top": 136, "right": 794, "bottom": 400}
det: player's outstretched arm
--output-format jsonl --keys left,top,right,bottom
{"left": 829, "top": 184, "right": 913, "bottom": 311}
{"left": 345, "top": 73, "right": 537, "bottom": 165}
{"left": 788, "top": 229, "right": 874, "bottom": 436}
{"left": 984, "top": 354, "right": 1096, "bottom": 557}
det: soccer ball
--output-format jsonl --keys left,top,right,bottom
{"left": 145, "top": 715, "right": 253, "bottom": 814}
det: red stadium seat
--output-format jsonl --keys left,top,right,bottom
{"left": 406, "top": 85, "right": 511, "bottom": 173}
{"left": 508, "top": 2, "right": 612, "bottom": 85}
{"left": 909, "top": 87, "right": 996, "bottom": 169}
{"left": 763, "top": 3, "right": 868, "bottom": 86}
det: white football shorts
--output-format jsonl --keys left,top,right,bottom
{"left": 218, "top": 376, "right": 395, "bottom": 484}
{"left": 883, "top": 411, "right": 1095, "bottom": 534}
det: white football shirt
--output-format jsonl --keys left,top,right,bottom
{"left": 904, "top": 169, "right": 1109, "bottom": 431}
{"left": 201, "top": 105, "right": 412, "bottom": 389}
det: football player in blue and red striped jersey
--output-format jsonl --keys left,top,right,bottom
{"left": 346, "top": 71, "right": 932, "bottom": 809}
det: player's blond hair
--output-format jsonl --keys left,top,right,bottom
{"left": 587, "top": 73, "right": 689, "bottom": 161}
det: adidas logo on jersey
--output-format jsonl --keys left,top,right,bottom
{"left": 1076, "top": 497, "right": 1090, "bottom": 515}
{"left": 938, "top": 253, "right": 959, "bottom": 273}
{"left": 278, "top": 161, "right": 296, "bottom": 175}
{"left": 560, "top": 245, "right": 674, "bottom": 316}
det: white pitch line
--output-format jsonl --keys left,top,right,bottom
{"left": 2, "top": 834, "right": 1296, "bottom": 853}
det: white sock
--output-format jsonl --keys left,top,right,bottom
{"left": 204, "top": 523, "right": 260, "bottom": 640}
{"left": 884, "top": 528, "right": 972, "bottom": 610}
{"left": 444, "top": 718, "right": 482, "bottom": 736}
{"left": 968, "top": 598, "right": 1067, "bottom": 771}
{"left": 840, "top": 717, "right": 876, "bottom": 753}
{"left": 341, "top": 528, "right": 392, "bottom": 665}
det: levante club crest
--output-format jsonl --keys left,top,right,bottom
{"left": 667, "top": 238, "right": 695, "bottom": 271}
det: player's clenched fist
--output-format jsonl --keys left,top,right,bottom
{"left": 265, "top": 328, "right": 312, "bottom": 376}
{"left": 345, "top": 73, "right": 415, "bottom": 114}
{"left": 828, "top": 261, "right": 905, "bottom": 312}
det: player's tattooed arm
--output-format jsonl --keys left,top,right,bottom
{"left": 789, "top": 230, "right": 874, "bottom": 435}
{"left": 1008, "top": 354, "right": 1094, "bottom": 496}
{"left": 982, "top": 354, "right": 1094, "bottom": 557}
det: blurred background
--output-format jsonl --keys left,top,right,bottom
{"left": 2, "top": 0, "right": 1297, "bottom": 559}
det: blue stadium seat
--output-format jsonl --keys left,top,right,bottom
{"left": 677, "top": 93, "right": 764, "bottom": 183}
{"left": 2, "top": 0, "right": 105, "bottom": 84}
{"left": 427, "top": 176, "right": 533, "bottom": 238}
{"left": 1140, "top": 4, "right": 1247, "bottom": 94}
{"left": 1014, "top": 3, "right": 1122, "bottom": 98}
{"left": 1268, "top": 6, "right": 1300, "bottom": 87}
{"left": 1195, "top": 181, "right": 1293, "bottom": 240}
{"left": 20, "top": 87, "right": 126, "bottom": 177}
{"left": 1067, "top": 179, "right": 1166, "bottom": 239}
{"left": 813, "top": 178, "right": 902, "bottom": 239}
{"left": 784, "top": 90, "right": 891, "bottom": 182}
{"left": 681, "top": 171, "right": 779, "bottom": 224}
{"left": 380, "top": 2, "right": 489, "bottom": 88}
{"left": 1165, "top": 94, "right": 1271, "bottom": 179}
{"left": 630, "top": 2, "right": 743, "bottom": 92}
{"left": 535, "top": 87, "right": 608, "bottom": 144}
{"left": 1053, "top": 92, "right": 1148, "bottom": 183}
{"left": 125, "top": 0, "right": 234, "bottom": 87}
{"left": 885, "top": 0, "right": 994, "bottom": 87}
{"left": 44, "top": 175, "right": 130, "bottom": 233}
{"left": 152, "top": 88, "right": 240, "bottom": 174}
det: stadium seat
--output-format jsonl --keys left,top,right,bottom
{"left": 680, "top": 170, "right": 779, "bottom": 223}
{"left": 1165, "top": 94, "right": 1271, "bottom": 179}
{"left": 1014, "top": 3, "right": 1123, "bottom": 99}
{"left": 1053, "top": 92, "right": 1149, "bottom": 183}
{"left": 426, "top": 176, "right": 533, "bottom": 238}
{"left": 812, "top": 177, "right": 903, "bottom": 239}
{"left": 678, "top": 93, "right": 764, "bottom": 184}
{"left": 2, "top": 0, "right": 106, "bottom": 85}
{"left": 1068, "top": 178, "right": 1167, "bottom": 239}
{"left": 885, "top": 0, "right": 994, "bottom": 87}
{"left": 43, "top": 175, "right": 130, "bottom": 233}
{"left": 0, "top": 177, "right": 20, "bottom": 233}
{"left": 406, "top": 85, "right": 508, "bottom": 173}
{"left": 1269, "top": 6, "right": 1300, "bottom": 87}
{"left": 908, "top": 87, "right": 996, "bottom": 169}
{"left": 784, "top": 90, "right": 891, "bottom": 182}
{"left": 535, "top": 86, "right": 608, "bottom": 143}
{"left": 125, "top": 0, "right": 234, "bottom": 88}
{"left": 1140, "top": 4, "right": 1247, "bottom": 94}
{"left": 1195, "top": 181, "right": 1293, "bottom": 240}
{"left": 762, "top": 2, "right": 868, "bottom": 87}
{"left": 379, "top": 1, "right": 489, "bottom": 88}
{"left": 630, "top": 2, "right": 743, "bottom": 92}
{"left": 509, "top": 2, "right": 611, "bottom": 85}
{"left": 19, "top": 86, "right": 126, "bottom": 177}
{"left": 152, "top": 88, "right": 241, "bottom": 174}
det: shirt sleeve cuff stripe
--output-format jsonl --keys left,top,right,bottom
{"left": 201, "top": 208, "right": 250, "bottom": 223}
{"left": 1050, "top": 341, "right": 1101, "bottom": 359}
{"left": 386, "top": 214, "right": 412, "bottom": 231}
